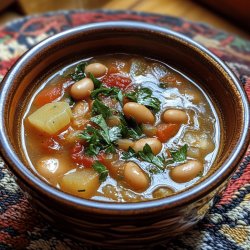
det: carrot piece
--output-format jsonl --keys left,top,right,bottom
{"left": 34, "top": 85, "right": 62, "bottom": 107}
{"left": 156, "top": 124, "right": 180, "bottom": 142}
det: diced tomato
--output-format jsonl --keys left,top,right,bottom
{"left": 102, "top": 74, "right": 131, "bottom": 89}
{"left": 34, "top": 85, "right": 62, "bottom": 107}
{"left": 40, "top": 137, "right": 61, "bottom": 153}
{"left": 156, "top": 124, "right": 180, "bottom": 142}
{"left": 71, "top": 143, "right": 95, "bottom": 167}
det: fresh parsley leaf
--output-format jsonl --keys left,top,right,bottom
{"left": 89, "top": 73, "right": 102, "bottom": 88}
{"left": 79, "top": 115, "right": 122, "bottom": 156}
{"left": 109, "top": 126, "right": 122, "bottom": 142}
{"left": 92, "top": 99, "right": 112, "bottom": 119}
{"left": 121, "top": 144, "right": 164, "bottom": 171}
{"left": 91, "top": 86, "right": 120, "bottom": 99}
{"left": 79, "top": 125, "right": 102, "bottom": 156}
{"left": 119, "top": 115, "right": 143, "bottom": 139}
{"left": 121, "top": 147, "right": 137, "bottom": 160}
{"left": 90, "top": 115, "right": 109, "bottom": 134}
{"left": 170, "top": 144, "right": 188, "bottom": 163}
{"left": 137, "top": 144, "right": 164, "bottom": 170}
{"left": 117, "top": 90, "right": 123, "bottom": 104}
{"left": 136, "top": 88, "right": 161, "bottom": 112}
{"left": 92, "top": 161, "right": 109, "bottom": 182}
{"left": 125, "top": 91, "right": 137, "bottom": 102}
{"left": 70, "top": 62, "right": 87, "bottom": 81}
{"left": 125, "top": 87, "right": 161, "bottom": 113}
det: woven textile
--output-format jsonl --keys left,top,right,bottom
{"left": 0, "top": 10, "right": 250, "bottom": 250}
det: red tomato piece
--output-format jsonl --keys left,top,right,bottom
{"left": 156, "top": 124, "right": 180, "bottom": 143}
{"left": 71, "top": 143, "right": 95, "bottom": 167}
{"left": 34, "top": 85, "right": 62, "bottom": 107}
{"left": 102, "top": 74, "right": 131, "bottom": 89}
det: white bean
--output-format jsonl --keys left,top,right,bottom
{"left": 123, "top": 102, "right": 155, "bottom": 124}
{"left": 123, "top": 162, "right": 149, "bottom": 191}
{"left": 116, "top": 139, "right": 135, "bottom": 151}
{"left": 133, "top": 138, "right": 162, "bottom": 155}
{"left": 85, "top": 63, "right": 107, "bottom": 78}
{"left": 170, "top": 160, "right": 203, "bottom": 183}
{"left": 70, "top": 78, "right": 94, "bottom": 100}
{"left": 162, "top": 109, "right": 188, "bottom": 124}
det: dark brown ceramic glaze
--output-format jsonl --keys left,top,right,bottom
{"left": 0, "top": 22, "right": 249, "bottom": 248}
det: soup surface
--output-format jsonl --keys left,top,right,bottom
{"left": 22, "top": 54, "right": 220, "bottom": 202}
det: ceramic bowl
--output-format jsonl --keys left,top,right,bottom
{"left": 0, "top": 22, "right": 249, "bottom": 249}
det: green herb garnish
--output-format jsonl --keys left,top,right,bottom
{"left": 170, "top": 144, "right": 188, "bottom": 163}
{"left": 89, "top": 73, "right": 102, "bottom": 88}
{"left": 92, "top": 161, "right": 109, "bottom": 182}
{"left": 137, "top": 144, "right": 165, "bottom": 170}
{"left": 121, "top": 146, "right": 137, "bottom": 160}
{"left": 92, "top": 99, "right": 112, "bottom": 119}
{"left": 119, "top": 115, "right": 143, "bottom": 139}
{"left": 70, "top": 62, "right": 87, "bottom": 81}
{"left": 122, "top": 144, "right": 165, "bottom": 171}
{"left": 125, "top": 87, "right": 161, "bottom": 113}
{"left": 91, "top": 86, "right": 120, "bottom": 99}
{"left": 79, "top": 115, "right": 122, "bottom": 156}
{"left": 121, "top": 144, "right": 188, "bottom": 171}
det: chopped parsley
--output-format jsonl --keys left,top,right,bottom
{"left": 70, "top": 62, "right": 87, "bottom": 81}
{"left": 92, "top": 99, "right": 112, "bottom": 119}
{"left": 121, "top": 147, "right": 137, "bottom": 160}
{"left": 92, "top": 161, "right": 109, "bottom": 182}
{"left": 170, "top": 144, "right": 188, "bottom": 163}
{"left": 125, "top": 87, "right": 161, "bottom": 113}
{"left": 122, "top": 144, "right": 188, "bottom": 171}
{"left": 79, "top": 115, "right": 122, "bottom": 156}
{"left": 122, "top": 144, "right": 165, "bottom": 171}
{"left": 91, "top": 86, "right": 120, "bottom": 100}
{"left": 89, "top": 72, "right": 102, "bottom": 88}
{"left": 119, "top": 115, "right": 143, "bottom": 139}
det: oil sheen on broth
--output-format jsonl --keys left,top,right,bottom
{"left": 22, "top": 54, "right": 220, "bottom": 202}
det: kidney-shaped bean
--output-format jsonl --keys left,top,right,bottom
{"left": 133, "top": 138, "right": 162, "bottom": 155}
{"left": 70, "top": 78, "right": 94, "bottom": 100}
{"left": 123, "top": 102, "right": 155, "bottom": 124}
{"left": 123, "top": 162, "right": 150, "bottom": 192}
{"left": 85, "top": 63, "right": 107, "bottom": 78}
{"left": 170, "top": 160, "right": 203, "bottom": 183}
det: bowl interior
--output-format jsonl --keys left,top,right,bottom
{"left": 1, "top": 22, "right": 249, "bottom": 210}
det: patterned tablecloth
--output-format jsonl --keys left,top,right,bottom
{"left": 0, "top": 10, "right": 250, "bottom": 250}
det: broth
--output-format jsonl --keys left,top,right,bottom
{"left": 22, "top": 54, "right": 220, "bottom": 202}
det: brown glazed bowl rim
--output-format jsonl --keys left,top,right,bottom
{"left": 0, "top": 21, "right": 249, "bottom": 214}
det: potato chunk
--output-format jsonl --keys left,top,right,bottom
{"left": 59, "top": 169, "right": 100, "bottom": 199}
{"left": 28, "top": 102, "right": 72, "bottom": 135}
